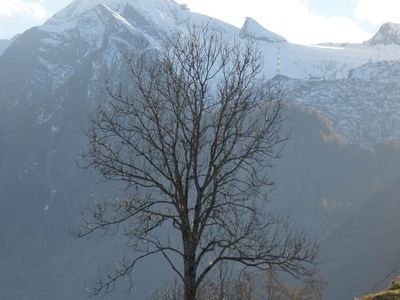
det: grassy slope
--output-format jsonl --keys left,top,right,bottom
{"left": 358, "top": 281, "right": 400, "bottom": 300}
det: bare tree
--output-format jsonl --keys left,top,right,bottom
{"left": 77, "top": 25, "right": 318, "bottom": 300}
{"left": 266, "top": 270, "right": 326, "bottom": 300}
{"left": 148, "top": 268, "right": 326, "bottom": 300}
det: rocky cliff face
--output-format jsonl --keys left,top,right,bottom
{"left": 366, "top": 22, "right": 400, "bottom": 45}
{"left": 240, "top": 17, "right": 286, "bottom": 43}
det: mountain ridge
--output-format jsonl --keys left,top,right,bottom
{"left": 240, "top": 17, "right": 286, "bottom": 43}
{"left": 366, "top": 22, "right": 400, "bottom": 45}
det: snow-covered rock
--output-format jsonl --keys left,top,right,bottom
{"left": 272, "top": 59, "right": 400, "bottom": 144}
{"left": 366, "top": 22, "right": 400, "bottom": 45}
{"left": 240, "top": 17, "right": 286, "bottom": 43}
{"left": 349, "top": 60, "right": 400, "bottom": 80}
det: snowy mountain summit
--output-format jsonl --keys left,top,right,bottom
{"left": 48, "top": 0, "right": 179, "bottom": 23}
{"left": 2, "top": 0, "right": 400, "bottom": 146}
{"left": 240, "top": 17, "right": 286, "bottom": 43}
{"left": 366, "top": 22, "right": 400, "bottom": 45}
{"left": 41, "top": 0, "right": 193, "bottom": 43}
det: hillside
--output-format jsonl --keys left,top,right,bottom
{"left": 272, "top": 63, "right": 400, "bottom": 144}
{"left": 358, "top": 280, "right": 400, "bottom": 300}
{"left": 320, "top": 184, "right": 400, "bottom": 299}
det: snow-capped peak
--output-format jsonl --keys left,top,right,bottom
{"left": 240, "top": 17, "right": 286, "bottom": 43}
{"left": 46, "top": 0, "right": 180, "bottom": 27}
{"left": 366, "top": 22, "right": 400, "bottom": 45}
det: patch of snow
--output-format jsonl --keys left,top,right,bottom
{"left": 259, "top": 42, "right": 400, "bottom": 80}
{"left": 37, "top": 57, "right": 74, "bottom": 90}
{"left": 349, "top": 60, "right": 400, "bottom": 81}
{"left": 321, "top": 198, "right": 330, "bottom": 210}
{"left": 41, "top": 19, "right": 78, "bottom": 34}
{"left": 40, "top": 38, "right": 62, "bottom": 46}
{"left": 307, "top": 45, "right": 345, "bottom": 50}
{"left": 36, "top": 110, "right": 53, "bottom": 124}
{"left": 101, "top": 4, "right": 137, "bottom": 33}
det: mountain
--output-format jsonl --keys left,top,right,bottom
{"left": 320, "top": 183, "right": 400, "bottom": 300}
{"left": 271, "top": 106, "right": 400, "bottom": 236}
{"left": 269, "top": 34, "right": 400, "bottom": 144}
{"left": 240, "top": 17, "right": 286, "bottom": 43}
{"left": 366, "top": 22, "right": 400, "bottom": 45}
{"left": 1, "top": 0, "right": 400, "bottom": 299}
{"left": 258, "top": 35, "right": 400, "bottom": 80}
{"left": 271, "top": 61, "right": 400, "bottom": 144}
{"left": 0, "top": 1, "right": 227, "bottom": 299}
{"left": 0, "top": 39, "right": 10, "bottom": 55}
{"left": 349, "top": 60, "right": 400, "bottom": 80}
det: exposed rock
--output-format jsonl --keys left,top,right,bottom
{"left": 366, "top": 22, "right": 400, "bottom": 45}
{"left": 240, "top": 17, "right": 286, "bottom": 43}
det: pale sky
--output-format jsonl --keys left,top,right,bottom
{"left": 1, "top": 0, "right": 400, "bottom": 44}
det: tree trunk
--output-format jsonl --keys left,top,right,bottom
{"left": 184, "top": 277, "right": 196, "bottom": 300}
{"left": 183, "top": 244, "right": 197, "bottom": 300}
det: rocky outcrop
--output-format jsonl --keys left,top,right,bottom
{"left": 366, "top": 22, "right": 400, "bottom": 45}
{"left": 240, "top": 17, "right": 286, "bottom": 43}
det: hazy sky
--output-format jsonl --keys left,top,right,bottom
{"left": 1, "top": 0, "right": 399, "bottom": 44}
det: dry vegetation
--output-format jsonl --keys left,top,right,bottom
{"left": 357, "top": 280, "right": 400, "bottom": 300}
{"left": 148, "top": 269, "right": 325, "bottom": 300}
